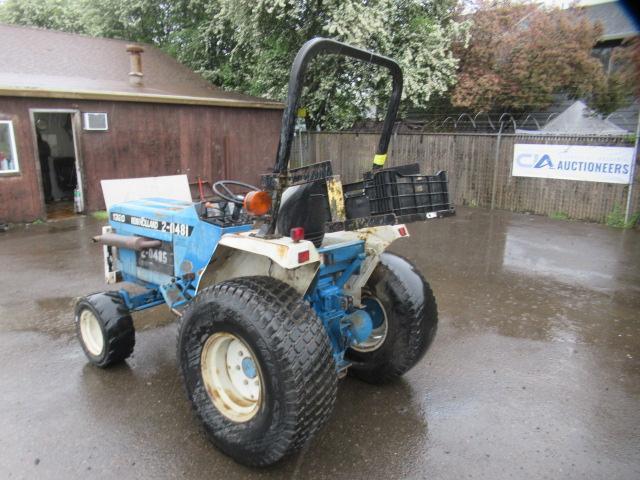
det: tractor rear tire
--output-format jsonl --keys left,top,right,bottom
{"left": 75, "top": 291, "right": 135, "bottom": 368}
{"left": 346, "top": 252, "right": 438, "bottom": 384}
{"left": 177, "top": 276, "right": 337, "bottom": 467}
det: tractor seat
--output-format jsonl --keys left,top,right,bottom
{"left": 276, "top": 180, "right": 330, "bottom": 248}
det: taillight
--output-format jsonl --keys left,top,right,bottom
{"left": 290, "top": 227, "right": 305, "bottom": 243}
{"left": 298, "top": 250, "right": 310, "bottom": 263}
{"left": 398, "top": 226, "right": 408, "bottom": 236}
{"left": 243, "top": 191, "right": 272, "bottom": 216}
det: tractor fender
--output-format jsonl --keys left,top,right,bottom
{"left": 218, "top": 231, "right": 320, "bottom": 268}
{"left": 322, "top": 224, "right": 409, "bottom": 306}
{"left": 197, "top": 231, "right": 321, "bottom": 295}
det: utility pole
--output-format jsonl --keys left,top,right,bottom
{"left": 624, "top": 108, "right": 640, "bottom": 224}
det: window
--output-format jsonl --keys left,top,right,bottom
{"left": 0, "top": 120, "right": 19, "bottom": 174}
{"left": 83, "top": 112, "right": 108, "bottom": 131}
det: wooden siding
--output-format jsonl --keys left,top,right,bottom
{"left": 0, "top": 97, "right": 282, "bottom": 222}
{"left": 290, "top": 132, "right": 639, "bottom": 223}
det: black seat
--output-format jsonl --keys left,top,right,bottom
{"left": 276, "top": 180, "right": 330, "bottom": 248}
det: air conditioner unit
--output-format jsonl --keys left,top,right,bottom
{"left": 83, "top": 112, "right": 108, "bottom": 131}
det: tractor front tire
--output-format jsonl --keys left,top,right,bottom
{"left": 177, "top": 276, "right": 338, "bottom": 467}
{"left": 346, "top": 252, "right": 438, "bottom": 384}
{"left": 75, "top": 291, "right": 135, "bottom": 368}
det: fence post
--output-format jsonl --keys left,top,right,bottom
{"left": 624, "top": 109, "right": 640, "bottom": 224}
{"left": 490, "top": 123, "right": 504, "bottom": 210}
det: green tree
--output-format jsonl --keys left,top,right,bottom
{"left": 0, "top": 0, "right": 468, "bottom": 129}
{"left": 0, "top": 0, "right": 86, "bottom": 33}
{"left": 164, "top": 0, "right": 468, "bottom": 128}
{"left": 0, "top": 0, "right": 174, "bottom": 42}
{"left": 81, "top": 1, "right": 179, "bottom": 44}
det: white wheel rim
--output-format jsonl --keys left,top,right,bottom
{"left": 352, "top": 296, "right": 389, "bottom": 353}
{"left": 201, "top": 332, "right": 263, "bottom": 423}
{"left": 79, "top": 309, "right": 104, "bottom": 356}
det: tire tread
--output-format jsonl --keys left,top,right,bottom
{"left": 76, "top": 291, "right": 135, "bottom": 367}
{"left": 177, "top": 276, "right": 337, "bottom": 466}
{"left": 348, "top": 252, "right": 438, "bottom": 384}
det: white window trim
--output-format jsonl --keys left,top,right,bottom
{"left": 82, "top": 112, "right": 109, "bottom": 131}
{"left": 0, "top": 120, "right": 19, "bottom": 175}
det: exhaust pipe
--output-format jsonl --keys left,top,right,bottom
{"left": 93, "top": 233, "right": 161, "bottom": 251}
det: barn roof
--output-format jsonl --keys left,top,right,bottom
{"left": 582, "top": 0, "right": 640, "bottom": 42}
{"left": 0, "top": 23, "right": 283, "bottom": 110}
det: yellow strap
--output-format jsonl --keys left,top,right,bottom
{"left": 373, "top": 153, "right": 387, "bottom": 166}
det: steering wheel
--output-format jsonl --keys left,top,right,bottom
{"left": 212, "top": 180, "right": 260, "bottom": 205}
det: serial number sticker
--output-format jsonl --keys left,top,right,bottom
{"left": 140, "top": 248, "right": 169, "bottom": 264}
{"left": 136, "top": 242, "right": 174, "bottom": 275}
{"left": 110, "top": 212, "right": 193, "bottom": 237}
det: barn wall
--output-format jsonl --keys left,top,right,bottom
{"left": 0, "top": 97, "right": 282, "bottom": 222}
{"left": 0, "top": 106, "right": 44, "bottom": 222}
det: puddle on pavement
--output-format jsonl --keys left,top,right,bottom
{"left": 1, "top": 296, "right": 78, "bottom": 339}
{"left": 46, "top": 224, "right": 81, "bottom": 234}
{"left": 1, "top": 209, "right": 639, "bottom": 480}
{"left": 2, "top": 295, "right": 175, "bottom": 340}
{"left": 391, "top": 209, "right": 640, "bottom": 350}
{"left": 133, "top": 307, "right": 176, "bottom": 330}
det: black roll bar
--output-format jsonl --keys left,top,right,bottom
{"left": 273, "top": 37, "right": 403, "bottom": 174}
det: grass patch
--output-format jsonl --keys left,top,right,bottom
{"left": 606, "top": 204, "right": 639, "bottom": 229}
{"left": 549, "top": 211, "right": 569, "bottom": 221}
{"left": 91, "top": 210, "right": 109, "bottom": 221}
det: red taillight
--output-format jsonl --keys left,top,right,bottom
{"left": 298, "top": 250, "right": 310, "bottom": 263}
{"left": 290, "top": 227, "right": 305, "bottom": 243}
{"left": 398, "top": 226, "right": 408, "bottom": 236}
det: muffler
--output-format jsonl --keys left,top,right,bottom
{"left": 92, "top": 233, "right": 161, "bottom": 251}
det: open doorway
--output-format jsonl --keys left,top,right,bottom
{"left": 31, "top": 110, "right": 83, "bottom": 220}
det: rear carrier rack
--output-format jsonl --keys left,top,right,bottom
{"left": 266, "top": 159, "right": 455, "bottom": 239}
{"left": 343, "top": 163, "right": 454, "bottom": 223}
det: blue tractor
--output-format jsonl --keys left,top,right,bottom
{"left": 75, "top": 38, "right": 454, "bottom": 466}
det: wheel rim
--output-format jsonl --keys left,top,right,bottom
{"left": 200, "top": 332, "right": 263, "bottom": 423}
{"left": 351, "top": 296, "right": 388, "bottom": 353}
{"left": 79, "top": 308, "right": 104, "bottom": 356}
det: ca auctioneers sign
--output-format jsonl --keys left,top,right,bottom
{"left": 512, "top": 144, "right": 635, "bottom": 184}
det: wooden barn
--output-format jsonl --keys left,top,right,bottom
{"left": 0, "top": 23, "right": 283, "bottom": 223}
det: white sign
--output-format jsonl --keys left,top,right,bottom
{"left": 512, "top": 144, "right": 634, "bottom": 184}
{"left": 101, "top": 175, "right": 192, "bottom": 209}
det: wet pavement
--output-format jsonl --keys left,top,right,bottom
{"left": 1, "top": 207, "right": 638, "bottom": 480}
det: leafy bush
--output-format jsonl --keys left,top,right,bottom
{"left": 91, "top": 210, "right": 109, "bottom": 221}
{"left": 549, "top": 211, "right": 569, "bottom": 220}
{"left": 606, "top": 203, "right": 639, "bottom": 229}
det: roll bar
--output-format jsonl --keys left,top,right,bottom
{"left": 274, "top": 37, "right": 403, "bottom": 174}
